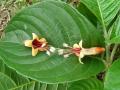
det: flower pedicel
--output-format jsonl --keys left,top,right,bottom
{"left": 24, "top": 33, "right": 55, "bottom": 56}
{"left": 58, "top": 40, "right": 105, "bottom": 64}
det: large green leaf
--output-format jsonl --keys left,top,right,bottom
{"left": 104, "top": 59, "right": 120, "bottom": 90}
{"left": 0, "top": 72, "right": 16, "bottom": 90}
{"left": 46, "top": 84, "right": 58, "bottom": 90}
{"left": 0, "top": 1, "right": 105, "bottom": 83}
{"left": 68, "top": 78, "right": 104, "bottom": 90}
{"left": 0, "top": 58, "right": 30, "bottom": 86}
{"left": 10, "top": 81, "right": 67, "bottom": 90}
{"left": 10, "top": 81, "right": 36, "bottom": 90}
{"left": 76, "top": 3, "right": 97, "bottom": 26}
{"left": 81, "top": 0, "right": 120, "bottom": 26}
{"left": 0, "top": 59, "right": 66, "bottom": 90}
{"left": 107, "top": 15, "right": 120, "bottom": 44}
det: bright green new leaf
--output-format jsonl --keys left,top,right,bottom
{"left": 81, "top": 0, "right": 120, "bottom": 26}
{"left": 0, "top": 1, "right": 105, "bottom": 83}
{"left": 104, "top": 59, "right": 120, "bottom": 90}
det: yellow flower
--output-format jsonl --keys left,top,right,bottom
{"left": 24, "top": 33, "right": 48, "bottom": 56}
{"left": 58, "top": 40, "right": 105, "bottom": 64}
{"left": 72, "top": 40, "right": 105, "bottom": 64}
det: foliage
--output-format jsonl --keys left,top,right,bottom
{"left": 0, "top": 0, "right": 120, "bottom": 90}
{"left": 68, "top": 78, "right": 104, "bottom": 90}
{"left": 104, "top": 59, "right": 120, "bottom": 90}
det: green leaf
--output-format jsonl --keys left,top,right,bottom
{"left": 0, "top": 72, "right": 16, "bottom": 90}
{"left": 107, "top": 15, "right": 120, "bottom": 44}
{"left": 68, "top": 78, "right": 104, "bottom": 90}
{"left": 10, "top": 81, "right": 67, "bottom": 90}
{"left": 0, "top": 58, "right": 30, "bottom": 86}
{"left": 0, "top": 54, "right": 67, "bottom": 90}
{"left": 0, "top": 57, "right": 5, "bottom": 73}
{"left": 0, "top": 1, "right": 105, "bottom": 83}
{"left": 76, "top": 3, "right": 97, "bottom": 26}
{"left": 81, "top": 0, "right": 120, "bottom": 26}
{"left": 0, "top": 59, "right": 38, "bottom": 90}
{"left": 57, "top": 84, "right": 67, "bottom": 90}
{"left": 104, "top": 59, "right": 120, "bottom": 90}
{"left": 10, "top": 81, "right": 36, "bottom": 90}
{"left": 46, "top": 84, "right": 58, "bottom": 90}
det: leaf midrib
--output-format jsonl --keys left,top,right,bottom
{"left": 96, "top": 0, "right": 106, "bottom": 27}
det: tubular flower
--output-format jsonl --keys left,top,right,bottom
{"left": 58, "top": 40, "right": 105, "bottom": 64}
{"left": 24, "top": 33, "right": 49, "bottom": 56}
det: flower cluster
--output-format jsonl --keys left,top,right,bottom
{"left": 24, "top": 33, "right": 105, "bottom": 64}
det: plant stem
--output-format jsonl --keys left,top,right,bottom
{"left": 110, "top": 44, "right": 118, "bottom": 64}
{"left": 97, "top": 0, "right": 110, "bottom": 65}
{"left": 102, "top": 25, "right": 110, "bottom": 64}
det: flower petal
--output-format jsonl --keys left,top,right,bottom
{"left": 32, "top": 47, "right": 38, "bottom": 56}
{"left": 46, "top": 51, "right": 51, "bottom": 56}
{"left": 58, "top": 49, "right": 64, "bottom": 55}
{"left": 32, "top": 33, "right": 39, "bottom": 39}
{"left": 64, "top": 54, "right": 70, "bottom": 58}
{"left": 79, "top": 52, "right": 84, "bottom": 58}
{"left": 41, "top": 43, "right": 46, "bottom": 48}
{"left": 63, "top": 43, "right": 69, "bottom": 47}
{"left": 79, "top": 40, "right": 83, "bottom": 48}
{"left": 49, "top": 47, "right": 56, "bottom": 52}
{"left": 78, "top": 57, "right": 84, "bottom": 64}
{"left": 73, "top": 44, "right": 80, "bottom": 48}
{"left": 24, "top": 40, "right": 32, "bottom": 47}
{"left": 39, "top": 38, "right": 46, "bottom": 42}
